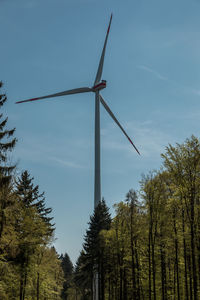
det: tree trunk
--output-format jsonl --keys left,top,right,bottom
{"left": 188, "top": 253, "right": 193, "bottom": 300}
{"left": 174, "top": 215, "right": 180, "bottom": 300}
{"left": 135, "top": 245, "right": 141, "bottom": 300}
{"left": 173, "top": 261, "right": 176, "bottom": 300}
{"left": 100, "top": 258, "right": 105, "bottom": 300}
{"left": 190, "top": 195, "right": 197, "bottom": 300}
{"left": 182, "top": 208, "right": 189, "bottom": 300}
{"left": 19, "top": 277, "right": 24, "bottom": 300}
{"left": 37, "top": 272, "right": 40, "bottom": 300}
{"left": 22, "top": 270, "right": 27, "bottom": 300}
{"left": 123, "top": 267, "right": 127, "bottom": 300}
{"left": 160, "top": 242, "right": 166, "bottom": 300}
{"left": 129, "top": 200, "right": 137, "bottom": 300}
{"left": 152, "top": 241, "right": 156, "bottom": 300}
{"left": 119, "top": 266, "right": 123, "bottom": 300}
{"left": 148, "top": 230, "right": 152, "bottom": 300}
{"left": 167, "top": 258, "right": 173, "bottom": 299}
{"left": 131, "top": 229, "right": 136, "bottom": 299}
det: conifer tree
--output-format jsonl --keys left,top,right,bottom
{"left": 82, "top": 199, "right": 111, "bottom": 299}
{"left": 15, "top": 170, "right": 54, "bottom": 234}
{"left": 0, "top": 81, "right": 17, "bottom": 241}
{"left": 15, "top": 170, "right": 54, "bottom": 300}
{"left": 74, "top": 250, "right": 91, "bottom": 299}
{"left": 0, "top": 81, "right": 16, "bottom": 185}
{"left": 60, "top": 252, "right": 74, "bottom": 299}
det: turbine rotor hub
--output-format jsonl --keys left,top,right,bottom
{"left": 92, "top": 80, "right": 107, "bottom": 92}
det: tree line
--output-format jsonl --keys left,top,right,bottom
{"left": 71, "top": 136, "right": 200, "bottom": 300}
{"left": 1, "top": 81, "right": 200, "bottom": 299}
{"left": 0, "top": 82, "right": 74, "bottom": 299}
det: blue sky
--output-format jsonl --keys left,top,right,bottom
{"left": 1, "top": 0, "right": 200, "bottom": 263}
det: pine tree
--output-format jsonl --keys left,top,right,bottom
{"left": 0, "top": 81, "right": 16, "bottom": 186}
{"left": 15, "top": 170, "right": 54, "bottom": 300}
{"left": 15, "top": 170, "right": 54, "bottom": 234}
{"left": 0, "top": 81, "right": 17, "bottom": 241}
{"left": 83, "top": 199, "right": 111, "bottom": 300}
{"left": 74, "top": 250, "right": 91, "bottom": 299}
{"left": 60, "top": 252, "right": 73, "bottom": 299}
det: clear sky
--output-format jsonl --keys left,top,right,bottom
{"left": 1, "top": 0, "right": 200, "bottom": 263}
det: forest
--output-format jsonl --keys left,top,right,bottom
{"left": 1, "top": 81, "right": 200, "bottom": 300}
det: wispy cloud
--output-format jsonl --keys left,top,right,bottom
{"left": 49, "top": 156, "right": 85, "bottom": 169}
{"left": 137, "top": 65, "right": 200, "bottom": 98}
{"left": 101, "top": 120, "right": 173, "bottom": 159}
{"left": 137, "top": 65, "right": 168, "bottom": 81}
{"left": 14, "top": 135, "right": 89, "bottom": 170}
{"left": 126, "top": 121, "right": 171, "bottom": 157}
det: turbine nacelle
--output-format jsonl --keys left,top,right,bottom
{"left": 92, "top": 80, "right": 106, "bottom": 92}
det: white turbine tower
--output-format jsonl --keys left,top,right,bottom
{"left": 16, "top": 14, "right": 140, "bottom": 209}
{"left": 16, "top": 14, "right": 140, "bottom": 300}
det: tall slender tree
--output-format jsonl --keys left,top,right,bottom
{"left": 125, "top": 189, "right": 141, "bottom": 300}
{"left": 75, "top": 199, "right": 111, "bottom": 299}
{"left": 61, "top": 252, "right": 74, "bottom": 299}
{"left": 15, "top": 170, "right": 54, "bottom": 300}
{"left": 0, "top": 81, "right": 17, "bottom": 241}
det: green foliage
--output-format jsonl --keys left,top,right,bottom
{"left": 0, "top": 82, "right": 64, "bottom": 299}
{"left": 74, "top": 199, "right": 111, "bottom": 299}
{"left": 2, "top": 79, "right": 200, "bottom": 299}
{"left": 0, "top": 81, "right": 16, "bottom": 187}
{"left": 60, "top": 252, "right": 74, "bottom": 299}
{"left": 73, "top": 135, "right": 200, "bottom": 300}
{"left": 15, "top": 170, "right": 55, "bottom": 236}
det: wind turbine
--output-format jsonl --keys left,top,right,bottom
{"left": 16, "top": 14, "right": 140, "bottom": 209}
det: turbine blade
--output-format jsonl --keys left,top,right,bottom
{"left": 16, "top": 87, "right": 92, "bottom": 104}
{"left": 94, "top": 14, "right": 112, "bottom": 85}
{"left": 99, "top": 94, "right": 140, "bottom": 155}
